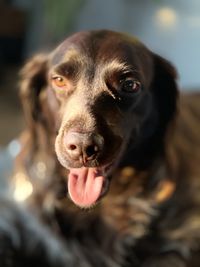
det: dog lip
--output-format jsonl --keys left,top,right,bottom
{"left": 94, "top": 163, "right": 113, "bottom": 200}
{"left": 99, "top": 176, "right": 110, "bottom": 199}
{"left": 67, "top": 162, "right": 113, "bottom": 174}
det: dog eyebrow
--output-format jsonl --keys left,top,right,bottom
{"left": 99, "top": 59, "right": 140, "bottom": 80}
{"left": 100, "top": 59, "right": 137, "bottom": 74}
{"left": 53, "top": 61, "right": 80, "bottom": 78}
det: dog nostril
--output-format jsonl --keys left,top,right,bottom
{"left": 85, "top": 145, "right": 99, "bottom": 158}
{"left": 69, "top": 144, "right": 77, "bottom": 151}
{"left": 64, "top": 131, "right": 104, "bottom": 163}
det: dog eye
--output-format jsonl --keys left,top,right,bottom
{"left": 52, "top": 76, "right": 67, "bottom": 88}
{"left": 120, "top": 78, "right": 141, "bottom": 93}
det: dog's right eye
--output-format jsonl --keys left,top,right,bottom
{"left": 51, "top": 76, "right": 67, "bottom": 88}
{"left": 120, "top": 78, "right": 141, "bottom": 94}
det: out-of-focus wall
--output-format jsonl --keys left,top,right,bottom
{"left": 11, "top": 0, "right": 200, "bottom": 89}
{"left": 73, "top": 0, "right": 200, "bottom": 90}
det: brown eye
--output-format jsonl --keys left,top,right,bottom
{"left": 52, "top": 76, "right": 67, "bottom": 88}
{"left": 120, "top": 78, "right": 141, "bottom": 93}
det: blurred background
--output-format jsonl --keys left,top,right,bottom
{"left": 0, "top": 0, "right": 200, "bottom": 179}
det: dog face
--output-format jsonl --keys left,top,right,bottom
{"left": 20, "top": 30, "right": 178, "bottom": 208}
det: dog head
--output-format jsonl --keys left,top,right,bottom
{"left": 20, "top": 30, "right": 178, "bottom": 208}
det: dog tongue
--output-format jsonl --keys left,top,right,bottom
{"left": 68, "top": 167, "right": 104, "bottom": 207}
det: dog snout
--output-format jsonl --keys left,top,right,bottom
{"left": 64, "top": 131, "right": 104, "bottom": 164}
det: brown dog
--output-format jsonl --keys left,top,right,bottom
{"left": 12, "top": 30, "right": 200, "bottom": 266}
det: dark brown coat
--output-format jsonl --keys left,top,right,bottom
{"left": 8, "top": 30, "right": 200, "bottom": 267}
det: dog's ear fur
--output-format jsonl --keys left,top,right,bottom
{"left": 129, "top": 54, "right": 179, "bottom": 169}
{"left": 20, "top": 54, "right": 48, "bottom": 129}
{"left": 151, "top": 54, "right": 179, "bottom": 131}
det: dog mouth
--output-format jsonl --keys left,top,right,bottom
{"left": 67, "top": 165, "right": 112, "bottom": 208}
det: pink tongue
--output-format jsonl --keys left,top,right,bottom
{"left": 68, "top": 167, "right": 104, "bottom": 208}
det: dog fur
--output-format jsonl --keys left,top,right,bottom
{"left": 2, "top": 30, "right": 200, "bottom": 266}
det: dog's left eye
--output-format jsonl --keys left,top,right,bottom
{"left": 51, "top": 76, "right": 67, "bottom": 88}
{"left": 120, "top": 78, "right": 141, "bottom": 93}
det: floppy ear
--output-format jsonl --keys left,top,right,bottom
{"left": 20, "top": 54, "right": 48, "bottom": 129}
{"left": 151, "top": 54, "right": 179, "bottom": 131}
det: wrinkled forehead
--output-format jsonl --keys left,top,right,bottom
{"left": 50, "top": 31, "right": 153, "bottom": 82}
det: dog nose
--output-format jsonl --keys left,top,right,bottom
{"left": 64, "top": 132, "right": 104, "bottom": 163}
